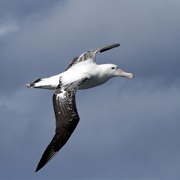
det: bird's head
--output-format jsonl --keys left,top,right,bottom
{"left": 103, "top": 64, "right": 134, "bottom": 79}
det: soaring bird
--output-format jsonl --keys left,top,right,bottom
{"left": 26, "top": 43, "right": 134, "bottom": 172}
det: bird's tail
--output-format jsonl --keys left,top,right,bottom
{"left": 26, "top": 76, "right": 59, "bottom": 90}
{"left": 26, "top": 78, "right": 43, "bottom": 88}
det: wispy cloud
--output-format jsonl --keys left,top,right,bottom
{"left": 1, "top": 1, "right": 180, "bottom": 179}
{"left": 0, "top": 22, "right": 19, "bottom": 37}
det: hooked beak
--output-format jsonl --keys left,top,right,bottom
{"left": 118, "top": 68, "right": 134, "bottom": 79}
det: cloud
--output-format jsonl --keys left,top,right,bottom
{"left": 1, "top": 1, "right": 180, "bottom": 179}
{"left": 1, "top": 1, "right": 180, "bottom": 92}
{"left": 0, "top": 22, "right": 19, "bottom": 37}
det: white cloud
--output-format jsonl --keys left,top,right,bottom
{"left": 0, "top": 88, "right": 41, "bottom": 114}
{"left": 0, "top": 22, "right": 19, "bottom": 37}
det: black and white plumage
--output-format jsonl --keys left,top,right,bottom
{"left": 35, "top": 78, "right": 87, "bottom": 172}
{"left": 26, "top": 43, "right": 134, "bottom": 172}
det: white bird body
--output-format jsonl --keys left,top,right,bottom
{"left": 28, "top": 60, "right": 133, "bottom": 90}
{"left": 26, "top": 43, "right": 134, "bottom": 172}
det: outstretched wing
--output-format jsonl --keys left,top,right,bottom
{"left": 35, "top": 78, "right": 88, "bottom": 172}
{"left": 66, "top": 43, "right": 120, "bottom": 70}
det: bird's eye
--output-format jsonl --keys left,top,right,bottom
{"left": 111, "top": 67, "right": 115, "bottom": 69}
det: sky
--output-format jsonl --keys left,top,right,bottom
{"left": 1, "top": 0, "right": 180, "bottom": 179}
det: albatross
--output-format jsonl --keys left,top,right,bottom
{"left": 26, "top": 43, "right": 134, "bottom": 172}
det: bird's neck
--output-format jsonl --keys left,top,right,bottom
{"left": 95, "top": 64, "right": 112, "bottom": 82}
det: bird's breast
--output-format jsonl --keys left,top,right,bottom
{"left": 61, "top": 62, "right": 110, "bottom": 89}
{"left": 78, "top": 76, "right": 109, "bottom": 89}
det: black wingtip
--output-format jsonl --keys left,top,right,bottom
{"left": 35, "top": 167, "right": 40, "bottom": 173}
{"left": 34, "top": 133, "right": 62, "bottom": 172}
{"left": 35, "top": 160, "right": 44, "bottom": 172}
{"left": 35, "top": 150, "right": 58, "bottom": 173}
{"left": 35, "top": 157, "right": 49, "bottom": 172}
{"left": 99, "top": 43, "right": 120, "bottom": 53}
{"left": 35, "top": 164, "right": 43, "bottom": 172}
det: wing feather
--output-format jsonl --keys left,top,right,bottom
{"left": 35, "top": 78, "right": 87, "bottom": 172}
{"left": 66, "top": 43, "right": 120, "bottom": 70}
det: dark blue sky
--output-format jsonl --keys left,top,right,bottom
{"left": 1, "top": 1, "right": 180, "bottom": 179}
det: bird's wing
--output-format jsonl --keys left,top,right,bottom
{"left": 66, "top": 43, "right": 120, "bottom": 70}
{"left": 35, "top": 78, "right": 88, "bottom": 172}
